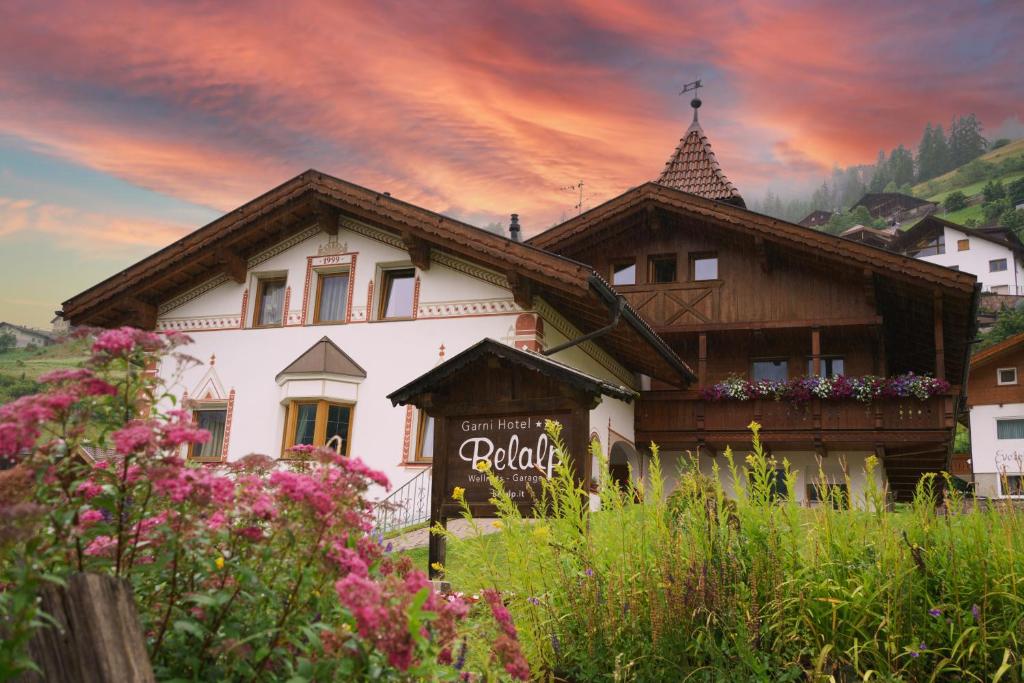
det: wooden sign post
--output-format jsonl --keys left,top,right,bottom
{"left": 387, "top": 339, "right": 636, "bottom": 578}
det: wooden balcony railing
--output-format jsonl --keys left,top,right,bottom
{"left": 636, "top": 391, "right": 955, "bottom": 448}
{"left": 618, "top": 281, "right": 722, "bottom": 327}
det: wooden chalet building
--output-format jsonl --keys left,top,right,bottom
{"left": 852, "top": 192, "right": 937, "bottom": 225}
{"left": 529, "top": 100, "right": 979, "bottom": 502}
{"left": 61, "top": 98, "right": 978, "bottom": 504}
{"left": 798, "top": 210, "right": 833, "bottom": 229}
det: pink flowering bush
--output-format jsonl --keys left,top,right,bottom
{"left": 0, "top": 328, "right": 471, "bottom": 681}
{"left": 699, "top": 372, "right": 950, "bottom": 404}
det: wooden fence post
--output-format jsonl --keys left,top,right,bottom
{"left": 16, "top": 573, "right": 154, "bottom": 683}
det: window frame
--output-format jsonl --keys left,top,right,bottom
{"left": 253, "top": 275, "right": 287, "bottom": 328}
{"left": 188, "top": 404, "right": 228, "bottom": 462}
{"left": 806, "top": 482, "right": 850, "bottom": 509}
{"left": 751, "top": 357, "right": 789, "bottom": 382}
{"left": 412, "top": 411, "right": 435, "bottom": 464}
{"left": 999, "top": 474, "right": 1024, "bottom": 498}
{"left": 807, "top": 356, "right": 845, "bottom": 378}
{"left": 957, "top": 238, "right": 970, "bottom": 251}
{"left": 376, "top": 265, "right": 417, "bottom": 321}
{"left": 690, "top": 252, "right": 719, "bottom": 282}
{"left": 996, "top": 418, "right": 1024, "bottom": 440}
{"left": 990, "top": 258, "right": 1008, "bottom": 273}
{"left": 647, "top": 254, "right": 678, "bottom": 284}
{"left": 998, "top": 367, "right": 1018, "bottom": 386}
{"left": 312, "top": 268, "right": 351, "bottom": 324}
{"left": 282, "top": 399, "right": 355, "bottom": 457}
{"left": 610, "top": 259, "right": 637, "bottom": 286}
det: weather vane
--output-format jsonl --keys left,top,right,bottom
{"left": 679, "top": 79, "right": 703, "bottom": 122}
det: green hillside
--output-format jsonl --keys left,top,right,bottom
{"left": 913, "top": 138, "right": 1024, "bottom": 201}
{"left": 0, "top": 338, "right": 90, "bottom": 403}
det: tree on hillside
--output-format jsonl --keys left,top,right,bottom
{"left": 984, "top": 199, "right": 1012, "bottom": 224}
{"left": 999, "top": 208, "right": 1024, "bottom": 232}
{"left": 888, "top": 145, "right": 915, "bottom": 188}
{"left": 944, "top": 191, "right": 968, "bottom": 212}
{"left": 1008, "top": 177, "right": 1024, "bottom": 205}
{"left": 979, "top": 306, "right": 1024, "bottom": 350}
{"left": 868, "top": 150, "right": 890, "bottom": 193}
{"left": 0, "top": 331, "right": 15, "bottom": 353}
{"left": 983, "top": 180, "right": 1006, "bottom": 203}
{"left": 958, "top": 159, "right": 994, "bottom": 184}
{"left": 916, "top": 123, "right": 952, "bottom": 182}
{"left": 823, "top": 206, "right": 887, "bottom": 235}
{"left": 949, "top": 114, "right": 987, "bottom": 167}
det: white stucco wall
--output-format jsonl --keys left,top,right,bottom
{"left": 155, "top": 218, "right": 638, "bottom": 497}
{"left": 969, "top": 402, "right": 1024, "bottom": 497}
{"left": 916, "top": 226, "right": 1024, "bottom": 294}
{"left": 652, "top": 449, "right": 886, "bottom": 505}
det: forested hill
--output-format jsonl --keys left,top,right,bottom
{"left": 752, "top": 115, "right": 1023, "bottom": 232}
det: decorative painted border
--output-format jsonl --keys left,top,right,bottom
{"left": 401, "top": 405, "right": 415, "bottom": 463}
{"left": 300, "top": 251, "right": 358, "bottom": 325}
{"left": 221, "top": 389, "right": 236, "bottom": 461}
{"left": 159, "top": 274, "right": 230, "bottom": 315}
{"left": 534, "top": 297, "right": 636, "bottom": 388}
{"left": 158, "top": 315, "right": 243, "bottom": 332}
{"left": 418, "top": 298, "right": 517, "bottom": 318}
{"left": 247, "top": 224, "right": 321, "bottom": 269}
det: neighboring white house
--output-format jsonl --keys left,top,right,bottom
{"left": 892, "top": 215, "right": 1024, "bottom": 294}
{"left": 0, "top": 322, "right": 55, "bottom": 349}
{"left": 966, "top": 331, "right": 1024, "bottom": 498}
{"left": 59, "top": 172, "right": 692, "bottom": 496}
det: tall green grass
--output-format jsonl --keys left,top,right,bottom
{"left": 439, "top": 422, "right": 1024, "bottom": 681}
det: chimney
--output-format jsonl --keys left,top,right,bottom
{"left": 509, "top": 213, "right": 521, "bottom": 242}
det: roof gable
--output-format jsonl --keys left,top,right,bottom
{"left": 387, "top": 338, "right": 637, "bottom": 407}
{"left": 277, "top": 336, "right": 367, "bottom": 380}
{"left": 971, "top": 331, "right": 1024, "bottom": 368}
{"left": 892, "top": 215, "right": 1023, "bottom": 254}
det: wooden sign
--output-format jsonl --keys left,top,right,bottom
{"left": 445, "top": 411, "right": 574, "bottom": 506}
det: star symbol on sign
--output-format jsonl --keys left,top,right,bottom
{"left": 536, "top": 420, "right": 542, "bottom": 428}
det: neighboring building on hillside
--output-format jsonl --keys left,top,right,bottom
{"left": 0, "top": 322, "right": 55, "bottom": 349}
{"left": 63, "top": 97, "right": 978, "bottom": 504}
{"left": 890, "top": 215, "right": 1024, "bottom": 294}
{"left": 50, "top": 315, "right": 71, "bottom": 335}
{"left": 965, "top": 332, "right": 1024, "bottom": 498}
{"left": 852, "top": 192, "right": 938, "bottom": 226}
{"left": 798, "top": 210, "right": 833, "bottom": 229}
{"left": 839, "top": 224, "right": 897, "bottom": 249}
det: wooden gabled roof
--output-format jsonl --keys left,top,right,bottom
{"left": 970, "top": 331, "right": 1024, "bottom": 369}
{"left": 388, "top": 338, "right": 638, "bottom": 407}
{"left": 276, "top": 336, "right": 366, "bottom": 381}
{"left": 657, "top": 120, "right": 744, "bottom": 207}
{"left": 61, "top": 170, "right": 693, "bottom": 386}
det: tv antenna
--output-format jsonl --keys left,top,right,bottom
{"left": 559, "top": 180, "right": 593, "bottom": 216}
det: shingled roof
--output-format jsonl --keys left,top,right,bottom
{"left": 656, "top": 114, "right": 744, "bottom": 207}
{"left": 276, "top": 336, "right": 366, "bottom": 381}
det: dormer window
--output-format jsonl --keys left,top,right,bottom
{"left": 998, "top": 367, "right": 1018, "bottom": 386}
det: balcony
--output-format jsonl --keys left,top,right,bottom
{"left": 636, "top": 391, "right": 956, "bottom": 450}
{"left": 618, "top": 281, "right": 722, "bottom": 327}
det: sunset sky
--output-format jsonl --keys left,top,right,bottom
{"left": 1, "top": 0, "right": 1022, "bottom": 326}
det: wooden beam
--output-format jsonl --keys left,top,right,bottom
{"left": 754, "top": 236, "right": 771, "bottom": 274}
{"left": 811, "top": 326, "right": 821, "bottom": 376}
{"left": 863, "top": 268, "right": 876, "bottom": 310}
{"left": 401, "top": 231, "right": 432, "bottom": 270}
{"left": 123, "top": 297, "right": 157, "bottom": 330}
{"left": 506, "top": 272, "right": 533, "bottom": 309}
{"left": 655, "top": 316, "right": 883, "bottom": 335}
{"left": 218, "top": 249, "right": 247, "bottom": 284}
{"left": 698, "top": 332, "right": 707, "bottom": 386}
{"left": 317, "top": 203, "right": 341, "bottom": 236}
{"left": 934, "top": 291, "right": 945, "bottom": 380}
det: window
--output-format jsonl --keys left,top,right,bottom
{"left": 414, "top": 413, "right": 435, "bottom": 462}
{"left": 1001, "top": 475, "right": 1024, "bottom": 497}
{"left": 990, "top": 258, "right": 1008, "bottom": 272}
{"left": 255, "top": 277, "right": 286, "bottom": 327}
{"left": 752, "top": 359, "right": 788, "bottom": 382}
{"left": 749, "top": 468, "right": 788, "bottom": 501}
{"left": 906, "top": 234, "right": 944, "bottom": 257}
{"left": 611, "top": 261, "right": 636, "bottom": 286}
{"left": 648, "top": 255, "right": 677, "bottom": 283}
{"left": 998, "top": 367, "right": 1018, "bottom": 386}
{"left": 997, "top": 419, "right": 1024, "bottom": 440}
{"left": 283, "top": 400, "right": 353, "bottom": 456}
{"left": 807, "top": 357, "right": 845, "bottom": 377}
{"left": 378, "top": 268, "right": 416, "bottom": 319}
{"left": 807, "top": 482, "right": 849, "bottom": 509}
{"left": 691, "top": 253, "right": 719, "bottom": 281}
{"left": 957, "top": 239, "right": 970, "bottom": 251}
{"left": 189, "top": 407, "right": 227, "bottom": 461}
{"left": 314, "top": 271, "right": 350, "bottom": 323}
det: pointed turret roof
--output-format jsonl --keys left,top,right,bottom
{"left": 276, "top": 336, "right": 366, "bottom": 381}
{"left": 656, "top": 98, "right": 744, "bottom": 207}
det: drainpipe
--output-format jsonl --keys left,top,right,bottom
{"left": 542, "top": 292, "right": 625, "bottom": 356}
